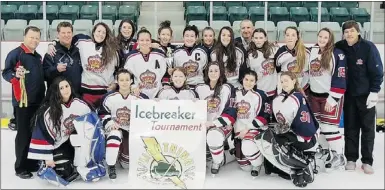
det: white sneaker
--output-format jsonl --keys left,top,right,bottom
{"left": 361, "top": 164, "right": 374, "bottom": 174}
{"left": 345, "top": 161, "right": 356, "bottom": 171}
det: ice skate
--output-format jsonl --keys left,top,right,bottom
{"left": 251, "top": 166, "right": 261, "bottom": 179}
{"left": 108, "top": 165, "right": 117, "bottom": 181}
{"left": 211, "top": 162, "right": 221, "bottom": 177}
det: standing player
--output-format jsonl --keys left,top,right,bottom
{"left": 155, "top": 67, "right": 198, "bottom": 100}
{"left": 124, "top": 28, "right": 168, "bottom": 98}
{"left": 211, "top": 26, "right": 246, "bottom": 89}
{"left": 99, "top": 69, "right": 148, "bottom": 180}
{"left": 196, "top": 62, "right": 236, "bottom": 175}
{"left": 172, "top": 25, "right": 209, "bottom": 88}
{"left": 48, "top": 22, "right": 120, "bottom": 108}
{"left": 248, "top": 28, "right": 279, "bottom": 99}
{"left": 28, "top": 76, "right": 91, "bottom": 183}
{"left": 275, "top": 26, "right": 310, "bottom": 93}
{"left": 116, "top": 19, "right": 137, "bottom": 67}
{"left": 199, "top": 27, "right": 216, "bottom": 56}
{"left": 233, "top": 70, "right": 270, "bottom": 177}
{"left": 308, "top": 28, "right": 347, "bottom": 169}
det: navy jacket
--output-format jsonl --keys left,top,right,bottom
{"left": 335, "top": 36, "right": 384, "bottom": 96}
{"left": 2, "top": 44, "right": 46, "bottom": 106}
{"left": 43, "top": 42, "right": 82, "bottom": 94}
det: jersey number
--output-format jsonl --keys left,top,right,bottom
{"left": 195, "top": 53, "right": 201, "bottom": 61}
{"left": 300, "top": 111, "right": 311, "bottom": 123}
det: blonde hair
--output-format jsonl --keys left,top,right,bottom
{"left": 285, "top": 27, "right": 306, "bottom": 73}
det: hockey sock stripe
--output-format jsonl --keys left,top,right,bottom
{"left": 106, "top": 143, "right": 120, "bottom": 148}
{"left": 326, "top": 136, "right": 342, "bottom": 141}
{"left": 211, "top": 149, "right": 224, "bottom": 155}
{"left": 107, "top": 135, "right": 122, "bottom": 142}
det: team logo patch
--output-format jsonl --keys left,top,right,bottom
{"left": 225, "top": 67, "right": 239, "bottom": 78}
{"left": 356, "top": 59, "right": 363, "bottom": 65}
{"left": 139, "top": 69, "right": 158, "bottom": 89}
{"left": 114, "top": 106, "right": 131, "bottom": 130}
{"left": 338, "top": 54, "right": 345, "bottom": 60}
{"left": 275, "top": 111, "right": 286, "bottom": 125}
{"left": 264, "top": 103, "right": 272, "bottom": 114}
{"left": 261, "top": 59, "right": 275, "bottom": 76}
{"left": 287, "top": 60, "right": 303, "bottom": 77}
{"left": 86, "top": 54, "right": 105, "bottom": 73}
{"left": 183, "top": 60, "right": 199, "bottom": 78}
{"left": 236, "top": 100, "right": 251, "bottom": 119}
{"left": 309, "top": 58, "right": 322, "bottom": 77}
{"left": 338, "top": 67, "right": 345, "bottom": 78}
{"left": 63, "top": 114, "right": 79, "bottom": 135}
{"left": 206, "top": 96, "right": 221, "bottom": 113}
{"left": 137, "top": 137, "right": 195, "bottom": 189}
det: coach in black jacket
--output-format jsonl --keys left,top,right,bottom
{"left": 335, "top": 20, "right": 384, "bottom": 174}
{"left": 43, "top": 21, "right": 82, "bottom": 95}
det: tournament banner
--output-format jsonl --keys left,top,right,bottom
{"left": 129, "top": 100, "right": 208, "bottom": 189}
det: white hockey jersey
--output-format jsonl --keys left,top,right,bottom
{"left": 233, "top": 89, "right": 271, "bottom": 133}
{"left": 28, "top": 98, "right": 91, "bottom": 161}
{"left": 99, "top": 91, "right": 149, "bottom": 131}
{"left": 275, "top": 46, "right": 310, "bottom": 89}
{"left": 211, "top": 47, "right": 245, "bottom": 88}
{"left": 124, "top": 49, "right": 168, "bottom": 98}
{"left": 155, "top": 86, "right": 198, "bottom": 100}
{"left": 74, "top": 34, "right": 118, "bottom": 92}
{"left": 309, "top": 46, "right": 346, "bottom": 99}
{"left": 195, "top": 83, "right": 236, "bottom": 127}
{"left": 172, "top": 45, "right": 209, "bottom": 86}
{"left": 248, "top": 46, "right": 278, "bottom": 97}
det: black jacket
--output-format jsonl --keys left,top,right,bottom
{"left": 43, "top": 42, "right": 82, "bottom": 94}
{"left": 335, "top": 36, "right": 384, "bottom": 96}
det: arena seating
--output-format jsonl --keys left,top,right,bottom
{"left": 0, "top": 1, "right": 384, "bottom": 43}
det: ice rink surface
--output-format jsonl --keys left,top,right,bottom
{"left": 1, "top": 130, "right": 384, "bottom": 189}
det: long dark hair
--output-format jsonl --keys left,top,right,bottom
{"left": 317, "top": 27, "right": 335, "bottom": 71}
{"left": 249, "top": 28, "right": 275, "bottom": 59}
{"left": 92, "top": 22, "right": 118, "bottom": 65}
{"left": 204, "top": 62, "right": 227, "bottom": 98}
{"left": 117, "top": 19, "right": 136, "bottom": 48}
{"left": 213, "top": 26, "right": 237, "bottom": 72}
{"left": 33, "top": 76, "right": 77, "bottom": 135}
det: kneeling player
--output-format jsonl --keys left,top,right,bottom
{"left": 28, "top": 77, "right": 91, "bottom": 183}
{"left": 196, "top": 62, "right": 237, "bottom": 175}
{"left": 233, "top": 70, "right": 270, "bottom": 177}
{"left": 99, "top": 69, "right": 149, "bottom": 180}
{"left": 255, "top": 71, "right": 319, "bottom": 187}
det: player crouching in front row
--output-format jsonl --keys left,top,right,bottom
{"left": 98, "top": 69, "right": 149, "bottom": 180}
{"left": 251, "top": 71, "right": 319, "bottom": 187}
{"left": 28, "top": 77, "right": 106, "bottom": 186}
{"left": 232, "top": 70, "right": 271, "bottom": 177}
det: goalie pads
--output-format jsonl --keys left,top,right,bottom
{"left": 37, "top": 166, "right": 69, "bottom": 187}
{"left": 70, "top": 112, "right": 106, "bottom": 182}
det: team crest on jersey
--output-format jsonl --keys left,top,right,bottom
{"left": 309, "top": 58, "right": 322, "bottom": 77}
{"left": 183, "top": 60, "right": 199, "bottom": 78}
{"left": 139, "top": 69, "right": 158, "bottom": 89}
{"left": 225, "top": 67, "right": 239, "bottom": 78}
{"left": 338, "top": 54, "right": 345, "bottom": 60}
{"left": 114, "top": 106, "right": 131, "bottom": 129}
{"left": 136, "top": 137, "right": 195, "bottom": 189}
{"left": 63, "top": 114, "right": 79, "bottom": 135}
{"left": 275, "top": 111, "right": 286, "bottom": 125}
{"left": 86, "top": 54, "right": 105, "bottom": 73}
{"left": 236, "top": 100, "right": 251, "bottom": 119}
{"left": 338, "top": 67, "right": 345, "bottom": 78}
{"left": 262, "top": 59, "right": 275, "bottom": 76}
{"left": 287, "top": 60, "right": 303, "bottom": 77}
{"left": 206, "top": 97, "right": 221, "bottom": 113}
